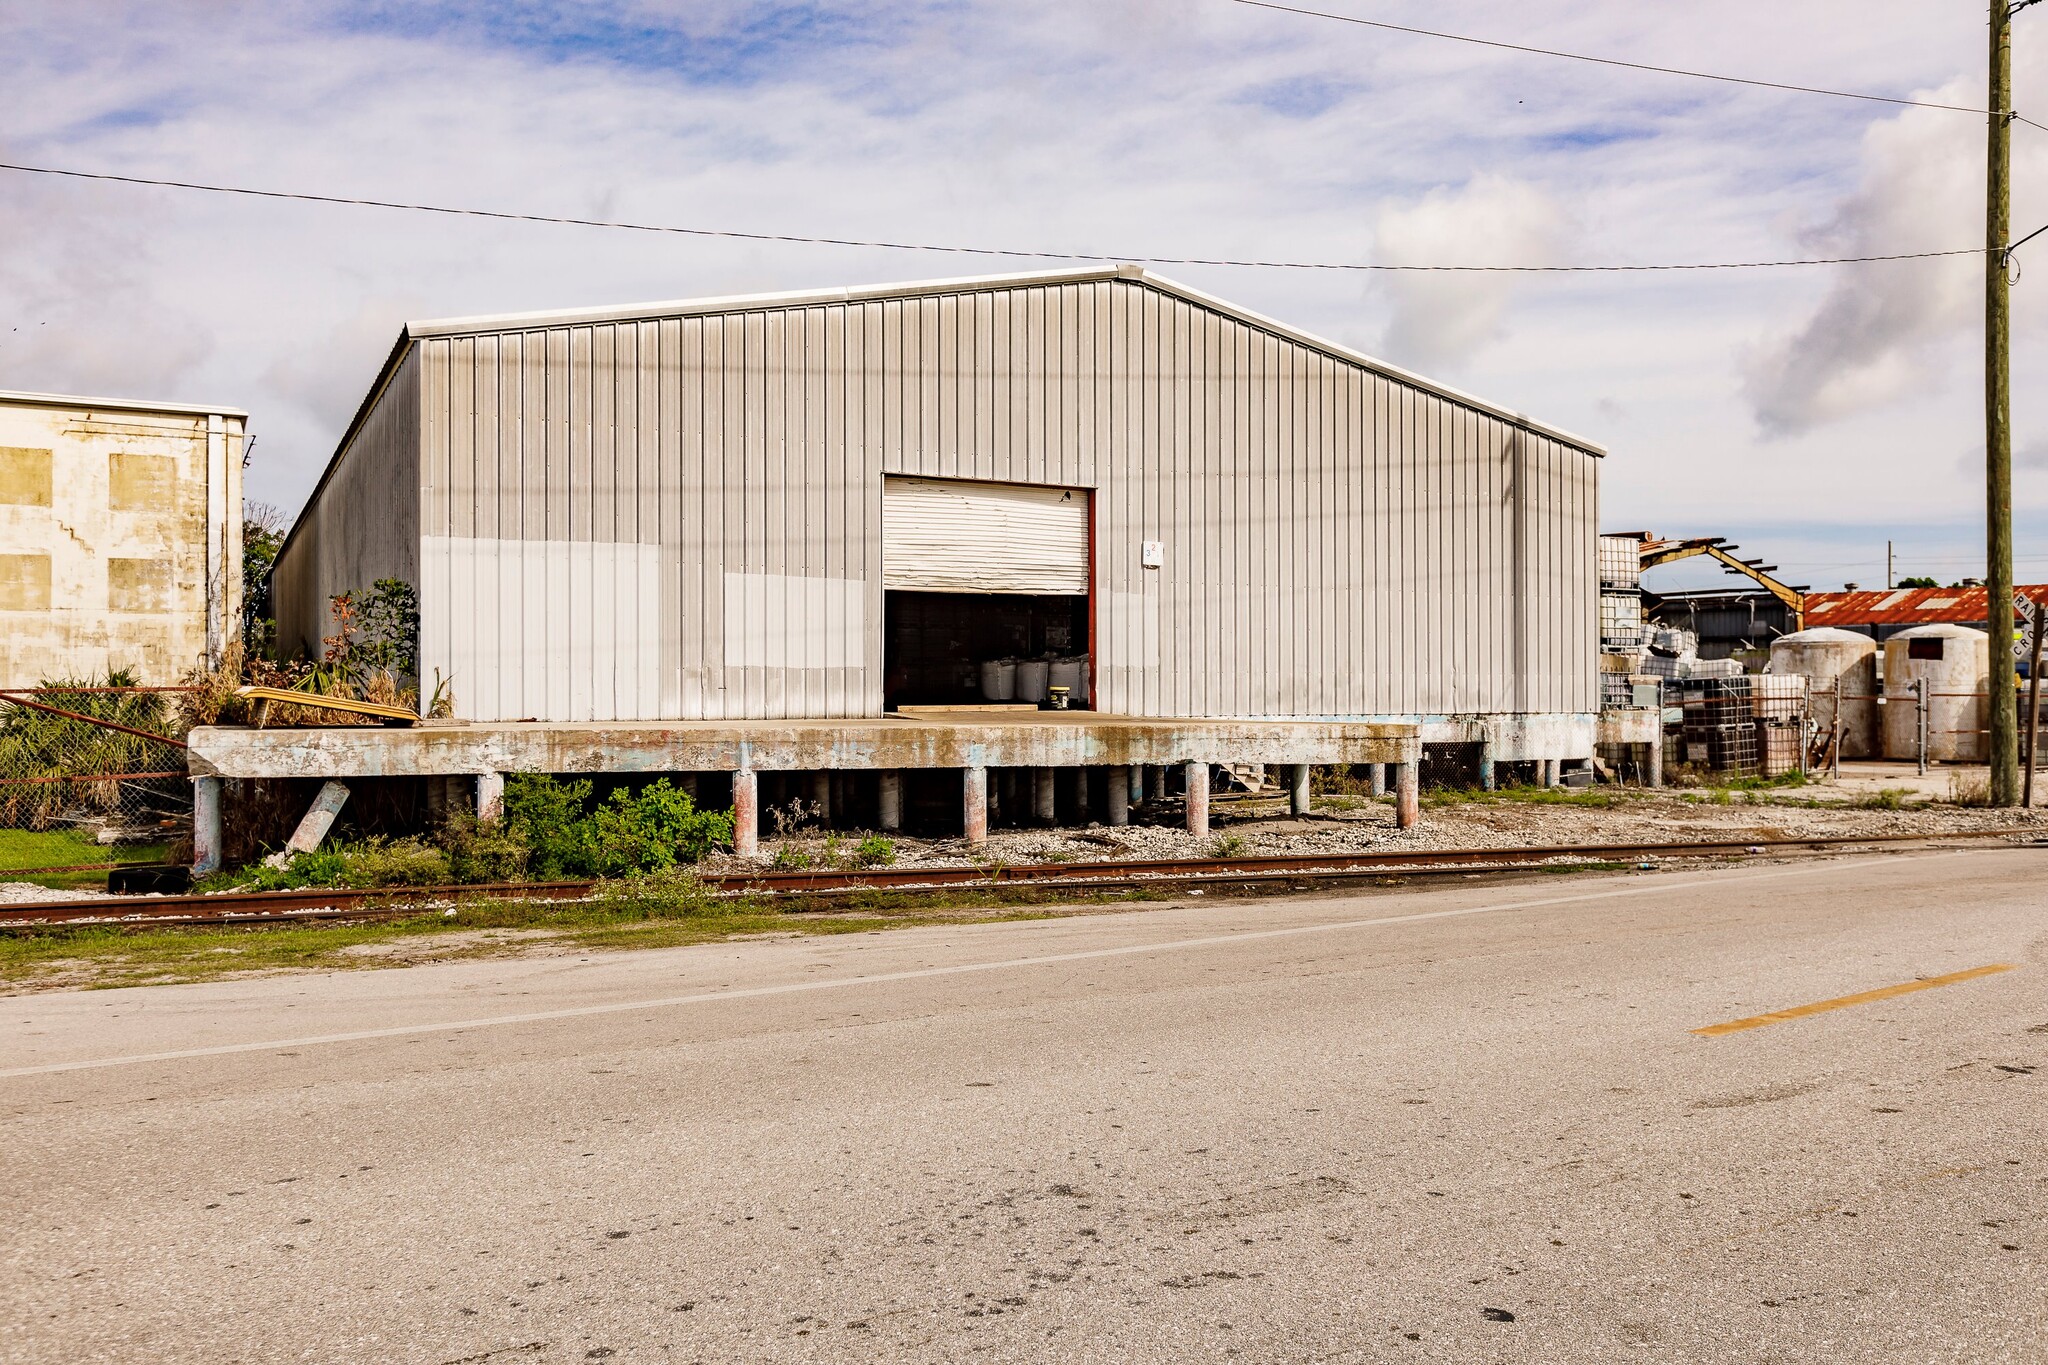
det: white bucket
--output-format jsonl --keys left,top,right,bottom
{"left": 1015, "top": 659, "right": 1050, "bottom": 703}
{"left": 979, "top": 659, "right": 1017, "bottom": 701}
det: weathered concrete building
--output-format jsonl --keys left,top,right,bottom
{"left": 0, "top": 390, "right": 245, "bottom": 686}
{"left": 206, "top": 266, "right": 1605, "bottom": 860}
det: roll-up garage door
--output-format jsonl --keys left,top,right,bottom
{"left": 882, "top": 477, "right": 1090, "bottom": 594}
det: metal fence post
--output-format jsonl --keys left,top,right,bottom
{"left": 1831, "top": 681, "right": 1842, "bottom": 781}
{"left": 1914, "top": 679, "right": 1929, "bottom": 776}
{"left": 2027, "top": 599, "right": 2045, "bottom": 807}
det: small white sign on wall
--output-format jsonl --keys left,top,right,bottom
{"left": 1141, "top": 540, "right": 1164, "bottom": 569}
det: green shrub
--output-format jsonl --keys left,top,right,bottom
{"left": 854, "top": 836, "right": 897, "bottom": 867}
{"left": 588, "top": 779, "right": 733, "bottom": 874}
{"left": 773, "top": 843, "right": 813, "bottom": 870}
{"left": 502, "top": 774, "right": 598, "bottom": 877}
{"left": 500, "top": 773, "right": 731, "bottom": 878}
{"left": 1209, "top": 833, "right": 1248, "bottom": 858}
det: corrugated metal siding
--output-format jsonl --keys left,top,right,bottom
{"left": 408, "top": 278, "right": 1596, "bottom": 721}
{"left": 273, "top": 352, "right": 421, "bottom": 660}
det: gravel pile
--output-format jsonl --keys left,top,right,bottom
{"left": 706, "top": 791, "right": 2045, "bottom": 876}
{"left": 0, "top": 882, "right": 113, "bottom": 905}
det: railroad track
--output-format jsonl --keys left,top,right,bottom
{"left": 4, "top": 827, "right": 2042, "bottom": 930}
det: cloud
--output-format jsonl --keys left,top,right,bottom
{"left": 1371, "top": 174, "right": 1572, "bottom": 369}
{"left": 0, "top": 0, "right": 2039, "bottom": 589}
{"left": 1741, "top": 48, "right": 2048, "bottom": 436}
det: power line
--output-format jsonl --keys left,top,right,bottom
{"left": 0, "top": 160, "right": 1996, "bottom": 273}
{"left": 1228, "top": 0, "right": 2048, "bottom": 132}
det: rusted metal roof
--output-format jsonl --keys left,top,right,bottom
{"left": 1803, "top": 585, "right": 2048, "bottom": 627}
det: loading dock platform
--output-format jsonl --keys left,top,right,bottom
{"left": 186, "top": 712, "right": 1421, "bottom": 866}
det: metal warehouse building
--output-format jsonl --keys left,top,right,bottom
{"left": 223, "top": 265, "right": 1603, "bottom": 854}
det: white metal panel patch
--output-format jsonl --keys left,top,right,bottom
{"left": 722, "top": 573, "right": 865, "bottom": 670}
{"left": 882, "top": 476, "right": 1089, "bottom": 594}
{"left": 420, "top": 537, "right": 662, "bottom": 722}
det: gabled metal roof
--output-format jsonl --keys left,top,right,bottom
{"left": 396, "top": 264, "right": 1604, "bottom": 455}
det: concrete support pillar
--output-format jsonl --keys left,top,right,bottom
{"left": 274, "top": 780, "right": 349, "bottom": 864}
{"left": 1395, "top": 761, "right": 1420, "bottom": 829}
{"left": 878, "top": 771, "right": 904, "bottom": 832}
{"left": 1479, "top": 741, "right": 1497, "bottom": 792}
{"left": 1128, "top": 765, "right": 1145, "bottom": 806}
{"left": 1106, "top": 766, "right": 1131, "bottom": 826}
{"left": 1069, "top": 767, "right": 1090, "bottom": 823}
{"left": 679, "top": 772, "right": 701, "bottom": 803}
{"left": 732, "top": 769, "right": 760, "bottom": 857}
{"left": 1541, "top": 759, "right": 1560, "bottom": 787}
{"left": 810, "top": 770, "right": 833, "bottom": 825}
{"left": 1369, "top": 763, "right": 1388, "bottom": 797}
{"left": 476, "top": 771, "right": 505, "bottom": 824}
{"left": 1289, "top": 763, "right": 1312, "bottom": 817}
{"left": 964, "top": 766, "right": 989, "bottom": 845}
{"left": 1185, "top": 761, "right": 1211, "bottom": 840}
{"left": 1647, "top": 739, "right": 1664, "bottom": 789}
{"left": 191, "top": 775, "right": 223, "bottom": 875}
{"left": 1033, "top": 768, "right": 1058, "bottom": 824}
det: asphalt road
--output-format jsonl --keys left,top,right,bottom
{"left": 5, "top": 849, "right": 2046, "bottom": 1363}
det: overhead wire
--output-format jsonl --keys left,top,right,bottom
{"left": 1227, "top": 0, "right": 2048, "bottom": 132}
{"left": 0, "top": 161, "right": 1995, "bottom": 273}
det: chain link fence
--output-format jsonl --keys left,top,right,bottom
{"left": 0, "top": 687, "right": 191, "bottom": 876}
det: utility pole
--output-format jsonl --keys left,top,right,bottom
{"left": 1886, "top": 539, "right": 1894, "bottom": 590}
{"left": 1986, "top": 0, "right": 2028, "bottom": 806}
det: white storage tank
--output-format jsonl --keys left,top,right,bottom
{"left": 1769, "top": 627, "right": 1879, "bottom": 758}
{"left": 1882, "top": 624, "right": 1990, "bottom": 762}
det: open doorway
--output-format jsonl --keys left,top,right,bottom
{"left": 881, "top": 476, "right": 1092, "bottom": 711}
{"left": 884, "top": 591, "right": 1090, "bottom": 708}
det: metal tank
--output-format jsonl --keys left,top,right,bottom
{"left": 1768, "top": 627, "right": 1879, "bottom": 757}
{"left": 1882, "top": 624, "right": 1991, "bottom": 762}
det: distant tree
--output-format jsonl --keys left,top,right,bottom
{"left": 241, "top": 502, "right": 290, "bottom": 659}
{"left": 1895, "top": 576, "right": 1939, "bottom": 589}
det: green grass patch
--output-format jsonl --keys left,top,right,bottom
{"left": 0, "top": 828, "right": 171, "bottom": 890}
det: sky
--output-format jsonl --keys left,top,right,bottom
{"left": 2, "top": 0, "right": 2045, "bottom": 594}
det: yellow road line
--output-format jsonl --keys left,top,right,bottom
{"left": 1693, "top": 963, "right": 2018, "bottom": 1037}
